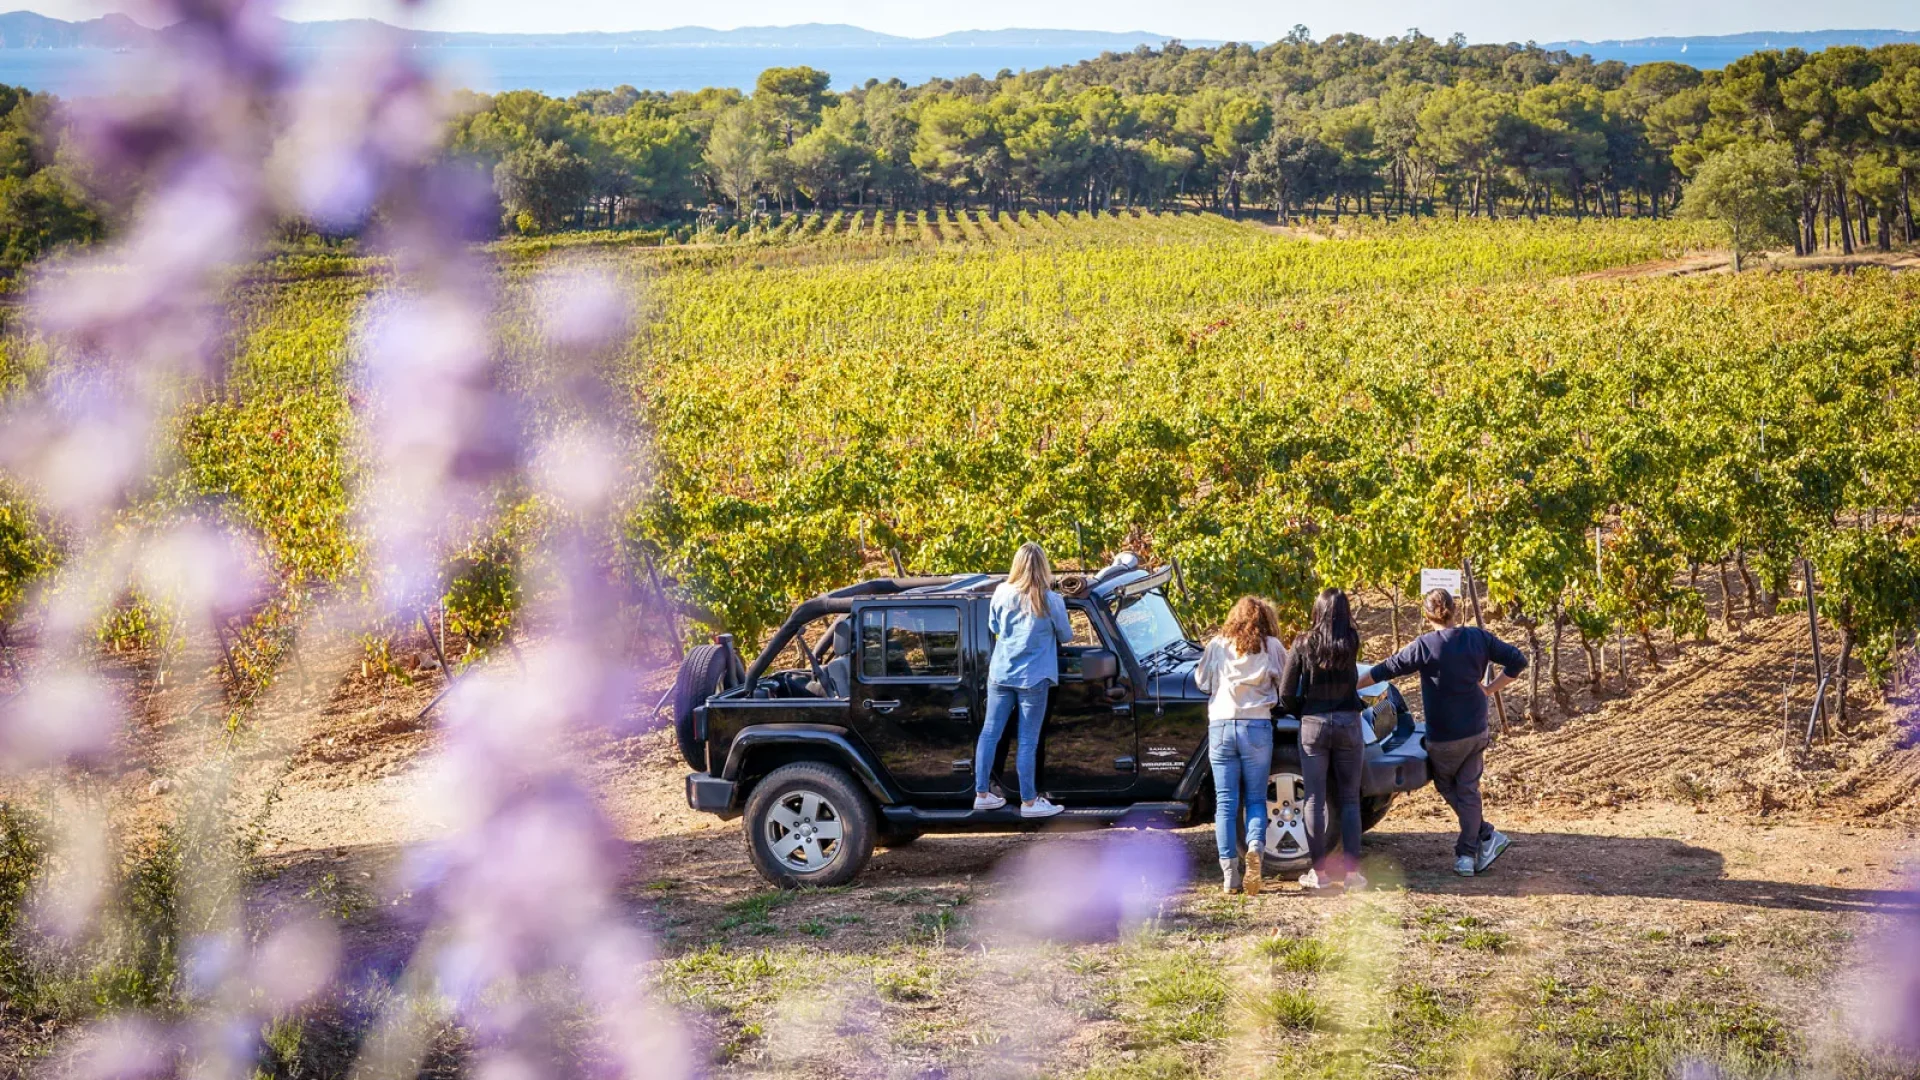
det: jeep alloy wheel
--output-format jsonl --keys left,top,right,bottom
{"left": 744, "top": 762, "right": 876, "bottom": 888}
{"left": 765, "top": 788, "right": 846, "bottom": 872}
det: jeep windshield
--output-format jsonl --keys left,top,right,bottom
{"left": 1113, "top": 590, "right": 1190, "bottom": 663}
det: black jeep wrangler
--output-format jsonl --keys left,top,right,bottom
{"left": 674, "top": 555, "right": 1433, "bottom": 887}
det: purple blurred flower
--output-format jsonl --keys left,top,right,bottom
{"left": 251, "top": 917, "right": 342, "bottom": 1012}
{"left": 990, "top": 830, "right": 1188, "bottom": 943}
{"left": 135, "top": 520, "right": 268, "bottom": 628}
{"left": 1862, "top": 873, "right": 1920, "bottom": 1058}
{"left": 60, "top": 1017, "right": 176, "bottom": 1080}
{"left": 0, "top": 670, "right": 120, "bottom": 771}
{"left": 538, "top": 265, "right": 634, "bottom": 357}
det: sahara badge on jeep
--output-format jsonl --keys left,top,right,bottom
{"left": 673, "top": 555, "right": 1434, "bottom": 888}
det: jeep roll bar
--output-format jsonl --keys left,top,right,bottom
{"left": 741, "top": 576, "right": 967, "bottom": 691}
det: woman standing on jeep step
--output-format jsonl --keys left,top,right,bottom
{"left": 973, "top": 542, "right": 1072, "bottom": 819}
{"left": 1195, "top": 596, "right": 1286, "bottom": 895}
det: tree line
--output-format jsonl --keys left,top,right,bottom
{"left": 441, "top": 30, "right": 1920, "bottom": 251}
{"left": 0, "top": 84, "right": 100, "bottom": 276}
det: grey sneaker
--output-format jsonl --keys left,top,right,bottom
{"left": 1454, "top": 855, "right": 1477, "bottom": 877}
{"left": 1221, "top": 857, "right": 1244, "bottom": 894}
{"left": 1345, "top": 872, "right": 1369, "bottom": 893}
{"left": 1476, "top": 830, "right": 1512, "bottom": 873}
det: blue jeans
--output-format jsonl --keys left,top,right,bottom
{"left": 976, "top": 683, "right": 1050, "bottom": 803}
{"left": 1209, "top": 718, "right": 1273, "bottom": 861}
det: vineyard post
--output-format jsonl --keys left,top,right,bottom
{"left": 1596, "top": 526, "right": 1625, "bottom": 687}
{"left": 642, "top": 554, "right": 684, "bottom": 660}
{"left": 1461, "top": 557, "right": 1508, "bottom": 733}
{"left": 419, "top": 607, "right": 453, "bottom": 682}
{"left": 1781, "top": 653, "right": 1799, "bottom": 750}
{"left": 1802, "top": 558, "right": 1832, "bottom": 747}
{"left": 212, "top": 619, "right": 242, "bottom": 690}
{"left": 889, "top": 548, "right": 906, "bottom": 577}
{"left": 1076, "top": 521, "right": 1089, "bottom": 570}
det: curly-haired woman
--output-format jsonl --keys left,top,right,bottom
{"left": 1195, "top": 596, "right": 1287, "bottom": 895}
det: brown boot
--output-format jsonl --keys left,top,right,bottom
{"left": 1244, "top": 841, "right": 1263, "bottom": 896}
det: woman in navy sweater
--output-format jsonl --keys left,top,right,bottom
{"left": 1359, "top": 589, "right": 1527, "bottom": 877}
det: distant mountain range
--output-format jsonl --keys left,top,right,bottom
{"left": 0, "top": 12, "right": 1231, "bottom": 50}
{"left": 0, "top": 11, "right": 1915, "bottom": 61}
{"left": 1546, "top": 29, "right": 1920, "bottom": 53}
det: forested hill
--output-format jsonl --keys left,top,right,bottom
{"left": 447, "top": 33, "right": 1919, "bottom": 256}
{"left": 0, "top": 29, "right": 1915, "bottom": 269}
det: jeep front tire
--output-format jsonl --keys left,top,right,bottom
{"left": 743, "top": 762, "right": 876, "bottom": 888}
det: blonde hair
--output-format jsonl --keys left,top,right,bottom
{"left": 1422, "top": 588, "right": 1456, "bottom": 629}
{"left": 1007, "top": 542, "right": 1054, "bottom": 617}
{"left": 1221, "top": 596, "right": 1278, "bottom": 657}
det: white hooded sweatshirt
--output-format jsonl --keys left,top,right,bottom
{"left": 1194, "top": 635, "right": 1289, "bottom": 722}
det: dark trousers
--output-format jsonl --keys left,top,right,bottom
{"left": 1428, "top": 730, "right": 1495, "bottom": 858}
{"left": 1301, "top": 711, "right": 1364, "bottom": 874}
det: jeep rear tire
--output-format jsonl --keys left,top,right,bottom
{"left": 671, "top": 644, "right": 736, "bottom": 772}
{"left": 744, "top": 762, "right": 875, "bottom": 888}
{"left": 1360, "top": 794, "right": 1395, "bottom": 832}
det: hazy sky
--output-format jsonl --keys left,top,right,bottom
{"left": 40, "top": 0, "right": 1920, "bottom": 40}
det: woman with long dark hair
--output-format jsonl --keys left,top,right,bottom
{"left": 1278, "top": 588, "right": 1368, "bottom": 891}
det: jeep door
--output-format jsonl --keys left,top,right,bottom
{"left": 849, "top": 602, "right": 978, "bottom": 795}
{"left": 1039, "top": 603, "right": 1138, "bottom": 797}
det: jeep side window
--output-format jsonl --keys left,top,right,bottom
{"left": 858, "top": 607, "right": 962, "bottom": 680}
{"left": 1065, "top": 608, "right": 1102, "bottom": 647}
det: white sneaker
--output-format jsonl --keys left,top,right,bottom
{"left": 1476, "top": 830, "right": 1512, "bottom": 873}
{"left": 1297, "top": 869, "right": 1329, "bottom": 890}
{"left": 972, "top": 792, "right": 1007, "bottom": 812}
{"left": 1020, "top": 797, "right": 1065, "bottom": 818}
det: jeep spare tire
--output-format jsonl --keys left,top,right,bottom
{"left": 671, "top": 644, "right": 737, "bottom": 772}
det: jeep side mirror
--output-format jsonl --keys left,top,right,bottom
{"left": 1079, "top": 649, "right": 1119, "bottom": 682}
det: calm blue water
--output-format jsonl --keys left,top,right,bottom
{"left": 0, "top": 40, "right": 1806, "bottom": 99}
{"left": 1569, "top": 42, "right": 1788, "bottom": 69}
{"left": 0, "top": 44, "right": 1157, "bottom": 98}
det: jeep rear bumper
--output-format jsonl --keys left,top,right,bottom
{"left": 1269, "top": 733, "right": 1430, "bottom": 797}
{"left": 1361, "top": 739, "right": 1429, "bottom": 797}
{"left": 686, "top": 773, "right": 738, "bottom": 815}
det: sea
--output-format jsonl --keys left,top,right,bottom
{"left": 0, "top": 38, "right": 1781, "bottom": 99}
{"left": 0, "top": 43, "right": 1171, "bottom": 98}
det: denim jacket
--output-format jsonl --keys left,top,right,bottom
{"left": 987, "top": 582, "right": 1073, "bottom": 688}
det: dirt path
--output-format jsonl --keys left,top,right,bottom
{"left": 1573, "top": 248, "right": 1920, "bottom": 282}
{"left": 245, "top": 702, "right": 1920, "bottom": 1076}
{"left": 1573, "top": 251, "right": 1730, "bottom": 280}
{"left": 19, "top": 613, "right": 1916, "bottom": 1077}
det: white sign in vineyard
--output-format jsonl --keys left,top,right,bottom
{"left": 1420, "top": 568, "right": 1463, "bottom": 598}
